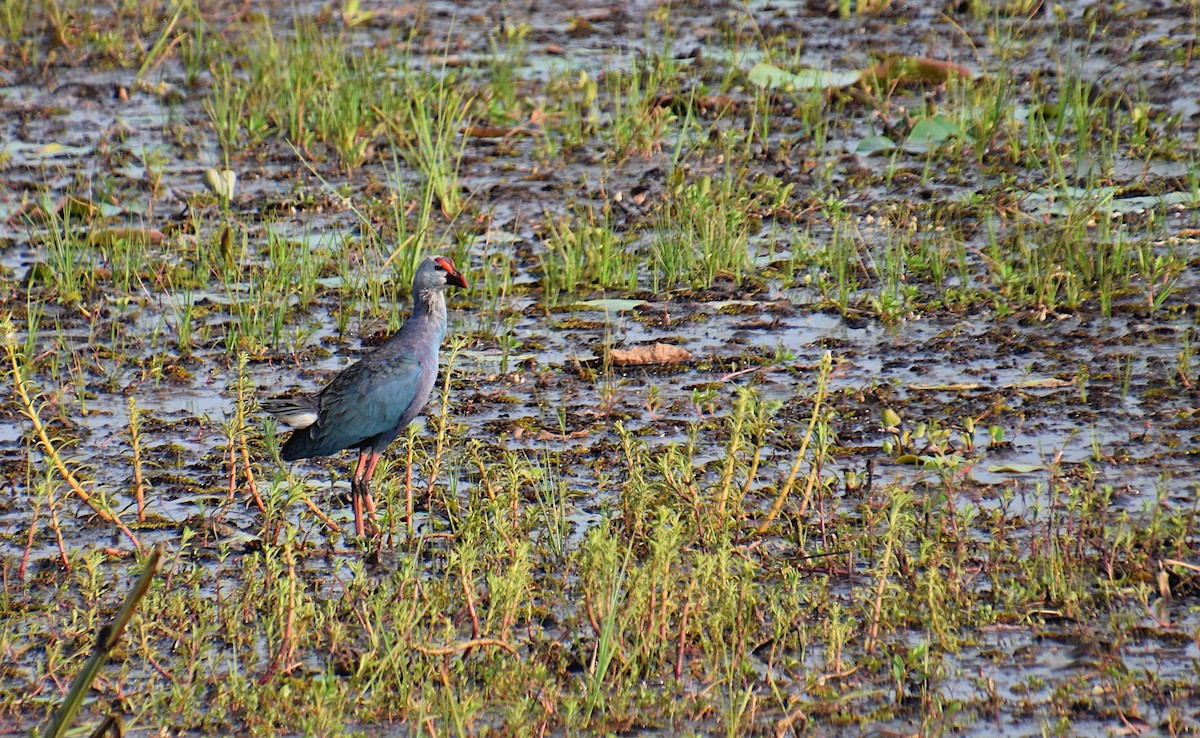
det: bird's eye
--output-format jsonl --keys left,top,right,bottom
{"left": 434, "top": 262, "right": 445, "bottom": 271}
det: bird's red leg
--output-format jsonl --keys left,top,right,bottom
{"left": 351, "top": 451, "right": 370, "bottom": 538}
{"left": 361, "top": 452, "right": 382, "bottom": 536}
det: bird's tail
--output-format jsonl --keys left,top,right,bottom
{"left": 260, "top": 395, "right": 319, "bottom": 429}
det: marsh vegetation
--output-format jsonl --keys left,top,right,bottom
{"left": 1, "top": 1, "right": 1199, "bottom": 736}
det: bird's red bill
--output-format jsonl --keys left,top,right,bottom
{"left": 435, "top": 256, "right": 468, "bottom": 288}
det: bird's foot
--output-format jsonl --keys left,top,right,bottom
{"left": 351, "top": 479, "right": 366, "bottom": 539}
{"left": 362, "top": 492, "right": 381, "bottom": 538}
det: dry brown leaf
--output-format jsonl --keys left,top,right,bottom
{"left": 88, "top": 228, "right": 167, "bottom": 246}
{"left": 463, "top": 124, "right": 531, "bottom": 139}
{"left": 610, "top": 343, "right": 693, "bottom": 366}
{"left": 534, "top": 428, "right": 590, "bottom": 441}
{"left": 862, "top": 57, "right": 974, "bottom": 89}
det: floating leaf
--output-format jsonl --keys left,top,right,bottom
{"left": 569, "top": 298, "right": 647, "bottom": 312}
{"left": 857, "top": 117, "right": 964, "bottom": 156}
{"left": 703, "top": 300, "right": 760, "bottom": 310}
{"left": 748, "top": 62, "right": 861, "bottom": 91}
{"left": 1021, "top": 186, "right": 1196, "bottom": 217}
{"left": 314, "top": 276, "right": 348, "bottom": 289}
{"left": 908, "top": 381, "right": 981, "bottom": 391}
{"left": 1102, "top": 192, "right": 1196, "bottom": 214}
{"left": 459, "top": 351, "right": 538, "bottom": 365}
{"left": 7, "top": 141, "right": 92, "bottom": 162}
{"left": 987, "top": 463, "right": 1045, "bottom": 474}
{"left": 903, "top": 115, "right": 962, "bottom": 153}
{"left": 470, "top": 230, "right": 523, "bottom": 247}
{"left": 881, "top": 408, "right": 902, "bottom": 428}
{"left": 610, "top": 343, "right": 693, "bottom": 366}
{"left": 856, "top": 135, "right": 899, "bottom": 155}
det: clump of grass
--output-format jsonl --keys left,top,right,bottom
{"left": 36, "top": 544, "right": 164, "bottom": 738}
{"left": 648, "top": 170, "right": 755, "bottom": 290}
{"left": 540, "top": 204, "right": 638, "bottom": 305}
{"left": 7, "top": 3, "right": 1200, "bottom": 737}
{"left": 216, "top": 17, "right": 392, "bottom": 170}
{"left": 381, "top": 71, "right": 473, "bottom": 218}
{"left": 542, "top": 68, "right": 600, "bottom": 155}
{"left": 984, "top": 211, "right": 1184, "bottom": 318}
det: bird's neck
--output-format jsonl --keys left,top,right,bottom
{"left": 412, "top": 289, "right": 448, "bottom": 334}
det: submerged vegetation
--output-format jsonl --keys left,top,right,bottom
{"left": 1, "top": 1, "right": 1199, "bottom": 736}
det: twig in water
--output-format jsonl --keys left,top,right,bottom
{"left": 412, "top": 638, "right": 516, "bottom": 656}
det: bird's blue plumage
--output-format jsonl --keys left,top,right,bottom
{"left": 280, "top": 348, "right": 434, "bottom": 459}
{"left": 270, "top": 257, "right": 459, "bottom": 461}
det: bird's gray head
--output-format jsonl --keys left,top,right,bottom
{"left": 414, "top": 256, "right": 469, "bottom": 293}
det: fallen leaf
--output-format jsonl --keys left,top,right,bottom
{"left": 908, "top": 377, "right": 1074, "bottom": 391}
{"left": 908, "top": 381, "right": 981, "bottom": 391}
{"left": 861, "top": 57, "right": 974, "bottom": 89}
{"left": 610, "top": 343, "right": 693, "bottom": 366}
{"left": 463, "top": 124, "right": 532, "bottom": 139}
{"left": 1010, "top": 377, "right": 1075, "bottom": 389}
{"left": 88, "top": 228, "right": 166, "bottom": 246}
{"left": 570, "top": 298, "right": 647, "bottom": 312}
{"left": 904, "top": 115, "right": 963, "bottom": 152}
{"left": 987, "top": 463, "right": 1046, "bottom": 474}
{"left": 534, "top": 428, "right": 591, "bottom": 441}
{"left": 748, "top": 62, "right": 861, "bottom": 91}
{"left": 856, "top": 135, "right": 899, "bottom": 155}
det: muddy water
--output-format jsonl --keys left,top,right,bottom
{"left": 2, "top": 1, "right": 1199, "bottom": 735}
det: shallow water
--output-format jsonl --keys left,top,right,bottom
{"left": 2, "top": 1, "right": 1199, "bottom": 735}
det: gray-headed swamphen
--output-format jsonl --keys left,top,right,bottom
{"left": 261, "top": 256, "right": 468, "bottom": 537}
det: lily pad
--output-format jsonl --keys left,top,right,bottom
{"left": 856, "top": 135, "right": 899, "bottom": 155}
{"left": 459, "top": 351, "right": 538, "bottom": 365}
{"left": 1021, "top": 186, "right": 1197, "bottom": 217}
{"left": 569, "top": 298, "right": 647, "bottom": 312}
{"left": 903, "top": 115, "right": 962, "bottom": 153}
{"left": 748, "top": 62, "right": 861, "bottom": 91}
{"left": 857, "top": 116, "right": 963, "bottom": 156}
{"left": 471, "top": 230, "right": 524, "bottom": 246}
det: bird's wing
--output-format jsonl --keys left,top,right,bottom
{"left": 298, "top": 351, "right": 435, "bottom": 456}
{"left": 259, "top": 395, "right": 320, "bottom": 428}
